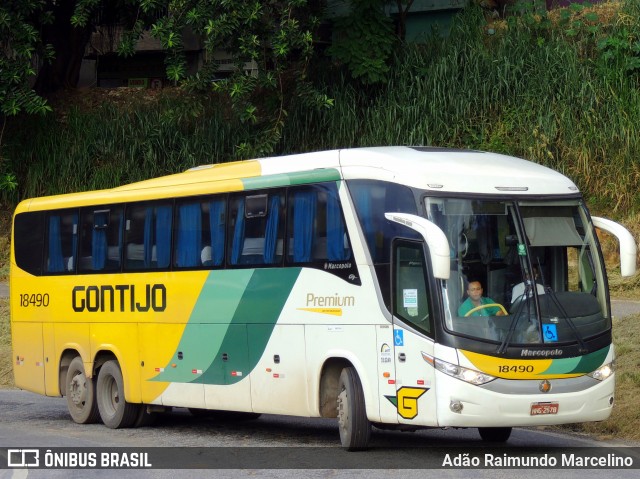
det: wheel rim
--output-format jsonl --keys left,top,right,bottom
{"left": 337, "top": 387, "right": 348, "bottom": 433}
{"left": 69, "top": 371, "right": 87, "bottom": 408}
{"left": 102, "top": 375, "right": 119, "bottom": 418}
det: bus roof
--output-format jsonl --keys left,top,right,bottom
{"left": 15, "top": 146, "right": 579, "bottom": 213}
{"left": 336, "top": 147, "right": 579, "bottom": 195}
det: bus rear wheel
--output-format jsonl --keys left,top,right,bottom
{"left": 96, "top": 360, "right": 139, "bottom": 429}
{"left": 337, "top": 366, "right": 371, "bottom": 450}
{"left": 65, "top": 356, "right": 100, "bottom": 424}
{"left": 478, "top": 427, "right": 512, "bottom": 442}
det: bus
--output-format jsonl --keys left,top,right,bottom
{"left": 10, "top": 146, "right": 637, "bottom": 449}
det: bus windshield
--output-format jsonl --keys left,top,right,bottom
{"left": 424, "top": 197, "right": 609, "bottom": 346}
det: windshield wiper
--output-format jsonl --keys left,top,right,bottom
{"left": 496, "top": 283, "right": 535, "bottom": 354}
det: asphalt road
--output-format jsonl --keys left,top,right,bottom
{"left": 0, "top": 389, "right": 639, "bottom": 478}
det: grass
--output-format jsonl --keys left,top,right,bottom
{"left": 0, "top": 300, "right": 11, "bottom": 388}
{"left": 3, "top": 3, "right": 640, "bottom": 217}
{"left": 551, "top": 312, "right": 640, "bottom": 442}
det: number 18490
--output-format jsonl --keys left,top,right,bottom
{"left": 19, "top": 293, "right": 50, "bottom": 307}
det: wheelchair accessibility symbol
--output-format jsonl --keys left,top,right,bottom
{"left": 394, "top": 329, "right": 404, "bottom": 346}
{"left": 543, "top": 324, "right": 558, "bottom": 343}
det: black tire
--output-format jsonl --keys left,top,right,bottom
{"left": 65, "top": 356, "right": 100, "bottom": 424}
{"left": 478, "top": 427, "right": 512, "bottom": 442}
{"left": 337, "top": 366, "right": 371, "bottom": 450}
{"left": 96, "top": 360, "right": 139, "bottom": 429}
{"left": 133, "top": 404, "right": 158, "bottom": 428}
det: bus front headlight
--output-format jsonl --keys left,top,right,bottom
{"left": 588, "top": 361, "right": 615, "bottom": 381}
{"left": 434, "top": 359, "right": 496, "bottom": 385}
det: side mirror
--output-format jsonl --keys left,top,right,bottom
{"left": 592, "top": 216, "right": 637, "bottom": 277}
{"left": 385, "top": 213, "right": 450, "bottom": 280}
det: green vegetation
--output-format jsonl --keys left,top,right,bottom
{"left": 2, "top": 2, "right": 640, "bottom": 217}
{"left": 285, "top": 1, "right": 640, "bottom": 216}
{"left": 0, "top": 300, "right": 11, "bottom": 388}
{"left": 550, "top": 312, "right": 640, "bottom": 442}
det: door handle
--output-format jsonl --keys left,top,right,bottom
{"left": 398, "top": 353, "right": 406, "bottom": 362}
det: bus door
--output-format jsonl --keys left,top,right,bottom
{"left": 390, "top": 239, "right": 438, "bottom": 427}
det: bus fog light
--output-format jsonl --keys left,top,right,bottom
{"left": 450, "top": 401, "right": 463, "bottom": 413}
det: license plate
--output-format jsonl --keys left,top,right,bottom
{"left": 530, "top": 402, "right": 559, "bottom": 415}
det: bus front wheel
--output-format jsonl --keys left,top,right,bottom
{"left": 65, "top": 356, "right": 100, "bottom": 424}
{"left": 337, "top": 366, "right": 371, "bottom": 450}
{"left": 478, "top": 427, "right": 512, "bottom": 442}
{"left": 96, "top": 360, "right": 139, "bottom": 429}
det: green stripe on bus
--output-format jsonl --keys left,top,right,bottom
{"left": 151, "top": 269, "right": 254, "bottom": 383}
{"left": 241, "top": 169, "right": 341, "bottom": 190}
{"left": 540, "top": 345, "right": 609, "bottom": 376}
{"left": 152, "top": 268, "right": 301, "bottom": 385}
{"left": 197, "top": 267, "right": 301, "bottom": 385}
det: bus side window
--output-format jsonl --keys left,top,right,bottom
{"left": 287, "top": 183, "right": 352, "bottom": 264}
{"left": 45, "top": 210, "right": 77, "bottom": 274}
{"left": 125, "top": 202, "right": 172, "bottom": 270}
{"left": 228, "top": 192, "right": 284, "bottom": 266}
{"left": 174, "top": 201, "right": 204, "bottom": 268}
{"left": 203, "top": 197, "right": 226, "bottom": 267}
{"left": 349, "top": 180, "right": 418, "bottom": 262}
{"left": 14, "top": 211, "right": 45, "bottom": 276}
{"left": 174, "top": 197, "right": 226, "bottom": 269}
{"left": 78, "top": 206, "right": 123, "bottom": 272}
{"left": 392, "top": 240, "right": 433, "bottom": 336}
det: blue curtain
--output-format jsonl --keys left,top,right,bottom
{"left": 327, "top": 190, "right": 348, "bottom": 261}
{"left": 264, "top": 195, "right": 281, "bottom": 264}
{"left": 155, "top": 206, "right": 172, "bottom": 268}
{"left": 231, "top": 200, "right": 245, "bottom": 265}
{"left": 293, "top": 190, "right": 316, "bottom": 262}
{"left": 47, "top": 216, "right": 64, "bottom": 272}
{"left": 92, "top": 211, "right": 108, "bottom": 270}
{"left": 176, "top": 203, "right": 202, "bottom": 267}
{"left": 209, "top": 199, "right": 225, "bottom": 266}
{"left": 143, "top": 207, "right": 154, "bottom": 267}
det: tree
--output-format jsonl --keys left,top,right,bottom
{"left": 327, "top": 0, "right": 395, "bottom": 85}
{"left": 36, "top": 0, "right": 161, "bottom": 94}
{"left": 394, "top": 0, "right": 415, "bottom": 41}
{"left": 0, "top": 0, "right": 53, "bottom": 196}
{"left": 2, "top": 0, "right": 333, "bottom": 162}
{"left": 137, "top": 0, "right": 332, "bottom": 157}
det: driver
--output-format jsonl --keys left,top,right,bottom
{"left": 458, "top": 281, "right": 506, "bottom": 317}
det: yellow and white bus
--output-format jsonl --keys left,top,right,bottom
{"left": 10, "top": 146, "right": 637, "bottom": 449}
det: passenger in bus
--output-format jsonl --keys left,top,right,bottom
{"left": 458, "top": 281, "right": 506, "bottom": 317}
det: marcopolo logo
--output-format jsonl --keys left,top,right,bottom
{"left": 521, "top": 349, "right": 564, "bottom": 357}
